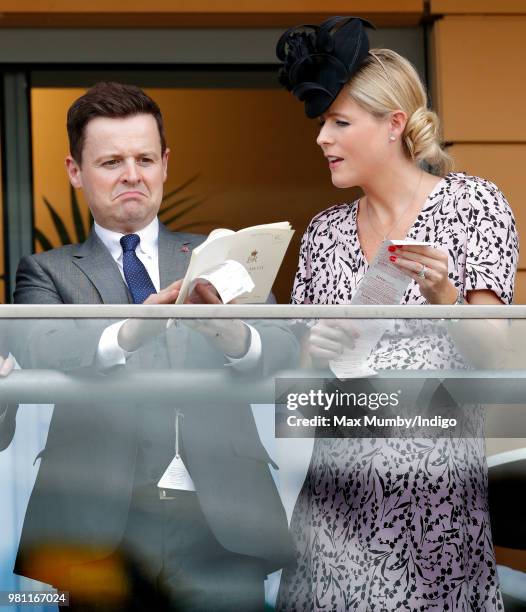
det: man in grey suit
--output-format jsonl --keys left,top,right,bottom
{"left": 7, "top": 82, "right": 296, "bottom": 611}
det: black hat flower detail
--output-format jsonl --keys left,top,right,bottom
{"left": 276, "top": 16, "right": 375, "bottom": 118}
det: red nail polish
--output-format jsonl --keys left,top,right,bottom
{"left": 387, "top": 245, "right": 396, "bottom": 252}
{"left": 389, "top": 255, "right": 397, "bottom": 262}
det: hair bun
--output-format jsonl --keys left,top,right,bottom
{"left": 404, "top": 106, "right": 443, "bottom": 166}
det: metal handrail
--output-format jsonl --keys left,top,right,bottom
{"left": 2, "top": 369, "right": 526, "bottom": 404}
{"left": 0, "top": 304, "right": 525, "bottom": 318}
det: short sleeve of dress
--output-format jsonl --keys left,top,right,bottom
{"left": 291, "top": 228, "right": 312, "bottom": 304}
{"left": 464, "top": 178, "right": 519, "bottom": 304}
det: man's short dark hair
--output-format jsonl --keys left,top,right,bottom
{"left": 67, "top": 81, "right": 167, "bottom": 164}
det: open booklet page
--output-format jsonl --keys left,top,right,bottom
{"left": 330, "top": 240, "right": 429, "bottom": 379}
{"left": 176, "top": 222, "right": 294, "bottom": 304}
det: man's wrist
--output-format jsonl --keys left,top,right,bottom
{"left": 118, "top": 319, "right": 165, "bottom": 352}
{"left": 117, "top": 319, "right": 141, "bottom": 352}
{"left": 218, "top": 324, "right": 249, "bottom": 358}
{"left": 224, "top": 324, "right": 262, "bottom": 371}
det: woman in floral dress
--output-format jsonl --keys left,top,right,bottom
{"left": 275, "top": 17, "right": 518, "bottom": 611}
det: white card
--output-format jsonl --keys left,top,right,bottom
{"left": 190, "top": 259, "right": 255, "bottom": 304}
{"left": 351, "top": 239, "right": 430, "bottom": 306}
{"left": 157, "top": 455, "right": 196, "bottom": 492}
{"left": 329, "top": 240, "right": 431, "bottom": 379}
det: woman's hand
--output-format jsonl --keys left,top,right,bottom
{"left": 388, "top": 245, "right": 458, "bottom": 304}
{"left": 308, "top": 320, "right": 360, "bottom": 368}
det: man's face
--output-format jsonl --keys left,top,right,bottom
{"left": 66, "top": 113, "right": 169, "bottom": 233}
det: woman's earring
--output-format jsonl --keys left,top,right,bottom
{"left": 389, "top": 135, "right": 396, "bottom": 141}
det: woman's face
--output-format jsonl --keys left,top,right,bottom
{"left": 316, "top": 90, "right": 391, "bottom": 189}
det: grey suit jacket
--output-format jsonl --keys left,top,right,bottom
{"left": 8, "top": 224, "right": 297, "bottom": 584}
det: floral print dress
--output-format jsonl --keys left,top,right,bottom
{"left": 277, "top": 173, "right": 519, "bottom": 611}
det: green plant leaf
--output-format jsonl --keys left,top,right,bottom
{"left": 43, "top": 197, "right": 72, "bottom": 246}
{"left": 161, "top": 174, "right": 200, "bottom": 203}
{"left": 159, "top": 194, "right": 197, "bottom": 218}
{"left": 70, "top": 185, "right": 86, "bottom": 243}
{"left": 34, "top": 227, "right": 54, "bottom": 252}
{"left": 161, "top": 200, "right": 206, "bottom": 227}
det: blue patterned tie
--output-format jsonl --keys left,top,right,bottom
{"left": 120, "top": 234, "right": 157, "bottom": 304}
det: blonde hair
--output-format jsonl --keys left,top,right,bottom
{"left": 347, "top": 48, "right": 452, "bottom": 176}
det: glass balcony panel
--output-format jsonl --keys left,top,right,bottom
{"left": 0, "top": 306, "right": 525, "bottom": 608}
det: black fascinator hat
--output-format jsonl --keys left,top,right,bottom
{"left": 276, "top": 16, "right": 375, "bottom": 118}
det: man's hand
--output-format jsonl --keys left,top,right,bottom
{"left": 118, "top": 279, "right": 250, "bottom": 357}
{"left": 118, "top": 280, "right": 183, "bottom": 352}
{"left": 185, "top": 282, "right": 250, "bottom": 358}
{"left": 144, "top": 279, "right": 183, "bottom": 306}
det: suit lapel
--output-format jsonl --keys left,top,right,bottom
{"left": 72, "top": 230, "right": 132, "bottom": 304}
{"left": 158, "top": 223, "right": 194, "bottom": 289}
